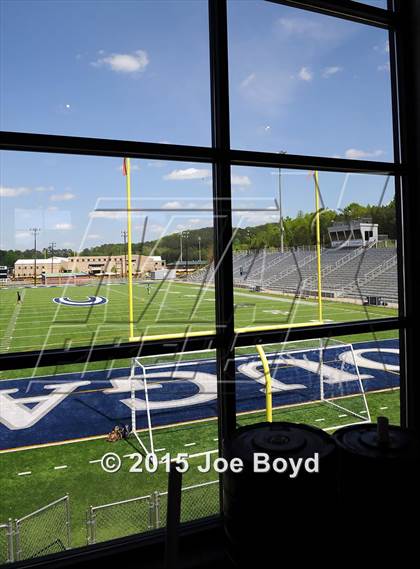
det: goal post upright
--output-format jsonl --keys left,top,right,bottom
{"left": 255, "top": 344, "right": 273, "bottom": 422}
{"left": 123, "top": 157, "right": 135, "bottom": 341}
{"left": 314, "top": 170, "right": 323, "bottom": 324}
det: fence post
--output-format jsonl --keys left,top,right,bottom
{"left": 86, "top": 506, "right": 96, "bottom": 545}
{"left": 14, "top": 520, "right": 20, "bottom": 562}
{"left": 153, "top": 491, "right": 160, "bottom": 529}
{"left": 65, "top": 495, "right": 71, "bottom": 550}
{"left": 7, "top": 519, "right": 14, "bottom": 563}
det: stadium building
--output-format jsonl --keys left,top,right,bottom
{"left": 13, "top": 255, "right": 166, "bottom": 279}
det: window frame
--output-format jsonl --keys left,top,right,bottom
{"left": 0, "top": 0, "right": 418, "bottom": 559}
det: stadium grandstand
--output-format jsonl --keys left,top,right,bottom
{"left": 185, "top": 221, "right": 398, "bottom": 305}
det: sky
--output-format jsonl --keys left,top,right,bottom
{"left": 0, "top": 0, "right": 394, "bottom": 252}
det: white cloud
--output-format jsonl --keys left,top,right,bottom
{"left": 89, "top": 211, "right": 126, "bottom": 219}
{"left": 322, "top": 66, "right": 342, "bottom": 78}
{"left": 50, "top": 192, "right": 76, "bottom": 202}
{"left": 240, "top": 73, "right": 256, "bottom": 89}
{"left": 374, "top": 40, "right": 389, "bottom": 54}
{"left": 54, "top": 223, "right": 73, "bottom": 230}
{"left": 231, "top": 175, "right": 251, "bottom": 186}
{"left": 344, "top": 148, "right": 385, "bottom": 160}
{"left": 0, "top": 186, "right": 31, "bottom": 197}
{"left": 117, "top": 163, "right": 140, "bottom": 172}
{"left": 277, "top": 17, "right": 341, "bottom": 42}
{"left": 164, "top": 168, "right": 211, "bottom": 181}
{"left": 35, "top": 185, "right": 54, "bottom": 192}
{"left": 15, "top": 231, "right": 31, "bottom": 239}
{"left": 298, "top": 67, "right": 313, "bottom": 82}
{"left": 162, "top": 201, "right": 182, "bottom": 209}
{"left": 92, "top": 50, "right": 149, "bottom": 73}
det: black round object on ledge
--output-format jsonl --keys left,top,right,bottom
{"left": 333, "top": 419, "right": 419, "bottom": 523}
{"left": 223, "top": 422, "right": 338, "bottom": 565}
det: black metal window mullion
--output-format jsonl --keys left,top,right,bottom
{"left": 389, "top": 0, "right": 420, "bottom": 432}
{"left": 209, "top": 0, "right": 237, "bottom": 445}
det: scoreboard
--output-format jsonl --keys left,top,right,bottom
{"left": 0, "top": 266, "right": 8, "bottom": 280}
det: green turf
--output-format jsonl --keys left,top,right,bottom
{"left": 0, "top": 388, "right": 399, "bottom": 559}
{"left": 0, "top": 281, "right": 400, "bottom": 562}
{"left": 0, "top": 280, "right": 397, "bottom": 353}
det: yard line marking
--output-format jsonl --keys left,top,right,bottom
{"left": 0, "top": 290, "right": 24, "bottom": 352}
{"left": 160, "top": 449, "right": 218, "bottom": 464}
{"left": 359, "top": 410, "right": 368, "bottom": 414}
{"left": 18, "top": 471, "right": 31, "bottom": 476}
{"left": 155, "top": 448, "right": 166, "bottom": 452}
{"left": 54, "top": 465, "right": 68, "bottom": 470}
{"left": 338, "top": 414, "right": 348, "bottom": 418}
{"left": 213, "top": 438, "right": 218, "bottom": 441}
{"left": 315, "top": 418, "right": 325, "bottom": 422}
{"left": 89, "top": 459, "right": 102, "bottom": 464}
{"left": 184, "top": 442, "right": 196, "bottom": 447}
{"left": 380, "top": 406, "right": 388, "bottom": 410}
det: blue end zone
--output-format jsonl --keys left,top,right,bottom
{"left": 0, "top": 339, "right": 399, "bottom": 450}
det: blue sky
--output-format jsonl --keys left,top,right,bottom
{"left": 0, "top": 0, "right": 394, "bottom": 252}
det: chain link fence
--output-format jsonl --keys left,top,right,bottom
{"left": 87, "top": 480, "right": 219, "bottom": 545}
{"left": 14, "top": 495, "right": 71, "bottom": 561}
{"left": 0, "top": 521, "right": 13, "bottom": 563}
{"left": 87, "top": 494, "right": 154, "bottom": 545}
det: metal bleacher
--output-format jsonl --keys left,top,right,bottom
{"left": 185, "top": 245, "right": 398, "bottom": 304}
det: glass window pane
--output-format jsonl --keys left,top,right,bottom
{"left": 228, "top": 0, "right": 393, "bottom": 159}
{"left": 235, "top": 331, "right": 400, "bottom": 431}
{"left": 0, "top": 349, "right": 219, "bottom": 559}
{"left": 1, "top": 0, "right": 211, "bottom": 145}
{"left": 0, "top": 151, "right": 215, "bottom": 353}
{"left": 212, "top": 166, "right": 396, "bottom": 332}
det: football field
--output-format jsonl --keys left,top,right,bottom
{"left": 0, "top": 281, "right": 400, "bottom": 559}
{"left": 0, "top": 280, "right": 397, "bottom": 355}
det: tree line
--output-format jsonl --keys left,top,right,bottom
{"left": 0, "top": 200, "right": 395, "bottom": 267}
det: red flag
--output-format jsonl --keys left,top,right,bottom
{"left": 122, "top": 158, "right": 127, "bottom": 176}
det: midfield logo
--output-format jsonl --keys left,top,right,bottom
{"left": 52, "top": 296, "right": 108, "bottom": 306}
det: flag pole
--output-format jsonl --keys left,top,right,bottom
{"left": 124, "top": 158, "right": 135, "bottom": 340}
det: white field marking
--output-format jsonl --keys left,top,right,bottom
{"left": 360, "top": 410, "right": 368, "bottom": 414}
{"left": 18, "top": 471, "right": 31, "bottom": 476}
{"left": 1, "top": 337, "right": 399, "bottom": 386}
{"left": 0, "top": 292, "right": 24, "bottom": 352}
{"left": 89, "top": 459, "right": 102, "bottom": 464}
{"left": 310, "top": 319, "right": 334, "bottom": 322}
{"left": 339, "top": 414, "right": 348, "bottom": 418}
{"left": 155, "top": 448, "right": 166, "bottom": 452}
{"left": 213, "top": 438, "right": 218, "bottom": 441}
{"left": 160, "top": 448, "right": 218, "bottom": 464}
{"left": 315, "top": 418, "right": 325, "bottom": 422}
{"left": 54, "top": 465, "right": 67, "bottom": 470}
{"left": 380, "top": 406, "right": 388, "bottom": 410}
{"left": 184, "top": 442, "right": 197, "bottom": 447}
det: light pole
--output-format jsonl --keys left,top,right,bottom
{"left": 198, "top": 236, "right": 202, "bottom": 263}
{"left": 49, "top": 241, "right": 56, "bottom": 274}
{"left": 29, "top": 228, "right": 41, "bottom": 285}
{"left": 278, "top": 150, "right": 287, "bottom": 253}
{"left": 183, "top": 231, "right": 190, "bottom": 275}
{"left": 180, "top": 233, "right": 183, "bottom": 263}
{"left": 121, "top": 230, "right": 127, "bottom": 278}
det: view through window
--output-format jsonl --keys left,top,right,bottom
{"left": 0, "top": 0, "right": 405, "bottom": 565}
